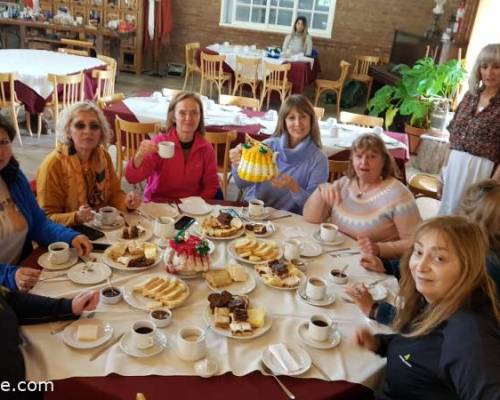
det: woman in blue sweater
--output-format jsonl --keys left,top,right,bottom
{"left": 0, "top": 115, "right": 92, "bottom": 292}
{"left": 229, "top": 95, "right": 328, "bottom": 214}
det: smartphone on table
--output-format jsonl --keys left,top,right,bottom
{"left": 72, "top": 224, "right": 105, "bottom": 241}
{"left": 174, "top": 215, "right": 195, "bottom": 231}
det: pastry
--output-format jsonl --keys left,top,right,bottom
{"left": 201, "top": 211, "right": 243, "bottom": 238}
{"left": 237, "top": 135, "right": 278, "bottom": 183}
{"left": 255, "top": 259, "right": 302, "bottom": 288}
{"left": 76, "top": 324, "right": 99, "bottom": 341}
{"left": 122, "top": 224, "right": 143, "bottom": 239}
{"left": 205, "top": 270, "right": 233, "bottom": 288}
{"left": 133, "top": 276, "right": 189, "bottom": 309}
{"left": 165, "top": 233, "right": 211, "bottom": 274}
{"left": 233, "top": 238, "right": 280, "bottom": 262}
{"left": 106, "top": 241, "right": 158, "bottom": 268}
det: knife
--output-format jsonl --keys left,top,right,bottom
{"left": 89, "top": 332, "right": 125, "bottom": 361}
{"left": 297, "top": 344, "right": 331, "bottom": 381}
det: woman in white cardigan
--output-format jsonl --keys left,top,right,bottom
{"left": 282, "top": 16, "right": 313, "bottom": 56}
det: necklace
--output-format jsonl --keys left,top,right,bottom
{"left": 355, "top": 178, "right": 378, "bottom": 199}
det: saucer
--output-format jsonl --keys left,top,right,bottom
{"left": 296, "top": 285, "right": 336, "bottom": 307}
{"left": 38, "top": 251, "right": 79, "bottom": 271}
{"left": 62, "top": 319, "right": 113, "bottom": 349}
{"left": 312, "top": 230, "right": 345, "bottom": 246}
{"left": 179, "top": 198, "right": 212, "bottom": 216}
{"left": 297, "top": 322, "right": 342, "bottom": 350}
{"left": 120, "top": 330, "right": 167, "bottom": 358}
{"left": 300, "top": 241, "right": 322, "bottom": 258}
{"left": 90, "top": 215, "right": 125, "bottom": 231}
{"left": 241, "top": 207, "right": 271, "bottom": 221}
{"left": 67, "top": 262, "right": 112, "bottom": 285}
{"left": 262, "top": 344, "right": 311, "bottom": 376}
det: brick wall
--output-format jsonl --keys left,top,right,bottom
{"left": 161, "top": 0, "right": 460, "bottom": 79}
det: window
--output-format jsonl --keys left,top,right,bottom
{"left": 220, "top": 0, "right": 337, "bottom": 38}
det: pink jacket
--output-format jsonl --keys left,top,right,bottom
{"left": 125, "top": 128, "right": 218, "bottom": 202}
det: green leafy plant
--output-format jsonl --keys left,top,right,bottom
{"left": 368, "top": 57, "right": 467, "bottom": 129}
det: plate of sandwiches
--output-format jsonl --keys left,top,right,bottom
{"left": 204, "top": 290, "right": 271, "bottom": 339}
{"left": 227, "top": 237, "right": 282, "bottom": 265}
{"left": 255, "top": 259, "right": 305, "bottom": 290}
{"left": 201, "top": 211, "right": 245, "bottom": 240}
{"left": 122, "top": 273, "right": 190, "bottom": 311}
{"left": 102, "top": 241, "right": 160, "bottom": 271}
{"left": 204, "top": 263, "right": 256, "bottom": 295}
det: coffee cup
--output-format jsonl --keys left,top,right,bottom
{"left": 177, "top": 326, "right": 207, "bottom": 361}
{"left": 131, "top": 320, "right": 156, "bottom": 350}
{"left": 248, "top": 199, "right": 264, "bottom": 217}
{"left": 308, "top": 314, "right": 333, "bottom": 342}
{"left": 153, "top": 216, "right": 175, "bottom": 239}
{"left": 158, "top": 141, "right": 175, "bottom": 159}
{"left": 329, "top": 124, "right": 339, "bottom": 137}
{"left": 96, "top": 206, "right": 118, "bottom": 226}
{"left": 283, "top": 238, "right": 302, "bottom": 261}
{"left": 305, "top": 276, "right": 327, "bottom": 300}
{"left": 48, "top": 242, "right": 70, "bottom": 265}
{"left": 150, "top": 308, "right": 172, "bottom": 328}
{"left": 320, "top": 223, "right": 338, "bottom": 242}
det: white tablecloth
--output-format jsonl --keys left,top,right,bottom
{"left": 0, "top": 49, "right": 105, "bottom": 99}
{"left": 23, "top": 204, "right": 397, "bottom": 390}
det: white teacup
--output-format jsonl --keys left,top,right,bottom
{"left": 329, "top": 124, "right": 339, "bottom": 137}
{"left": 248, "top": 199, "right": 264, "bottom": 217}
{"left": 283, "top": 238, "right": 302, "bottom": 261}
{"left": 305, "top": 276, "right": 327, "bottom": 301}
{"left": 96, "top": 206, "right": 118, "bottom": 226}
{"left": 48, "top": 242, "right": 70, "bottom": 265}
{"left": 372, "top": 126, "right": 384, "bottom": 136}
{"left": 131, "top": 320, "right": 156, "bottom": 350}
{"left": 153, "top": 216, "right": 175, "bottom": 239}
{"left": 308, "top": 314, "right": 333, "bottom": 342}
{"left": 158, "top": 141, "right": 175, "bottom": 159}
{"left": 177, "top": 326, "right": 207, "bottom": 361}
{"left": 320, "top": 223, "right": 338, "bottom": 242}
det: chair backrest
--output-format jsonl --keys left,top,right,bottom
{"left": 97, "top": 92, "right": 125, "bottom": 110}
{"left": 234, "top": 56, "right": 260, "bottom": 81}
{"left": 205, "top": 130, "right": 238, "bottom": 199}
{"left": 97, "top": 54, "right": 118, "bottom": 91}
{"left": 185, "top": 42, "right": 200, "bottom": 69}
{"left": 339, "top": 111, "right": 383, "bottom": 128}
{"left": 57, "top": 47, "right": 88, "bottom": 57}
{"left": 337, "top": 60, "right": 351, "bottom": 84}
{"left": 313, "top": 106, "right": 325, "bottom": 120}
{"left": 219, "top": 94, "right": 259, "bottom": 111}
{"left": 136, "top": 394, "right": 146, "bottom": 400}
{"left": 48, "top": 72, "right": 85, "bottom": 108}
{"left": 328, "top": 160, "right": 349, "bottom": 183}
{"left": 92, "top": 69, "right": 114, "bottom": 100}
{"left": 263, "top": 62, "right": 291, "bottom": 90}
{"left": 200, "top": 52, "right": 226, "bottom": 80}
{"left": 353, "top": 55, "right": 380, "bottom": 76}
{"left": 0, "top": 72, "right": 17, "bottom": 106}
{"left": 60, "top": 38, "right": 93, "bottom": 50}
{"left": 162, "top": 88, "right": 182, "bottom": 97}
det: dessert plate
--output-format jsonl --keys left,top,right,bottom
{"left": 296, "top": 285, "right": 336, "bottom": 307}
{"left": 67, "top": 262, "right": 112, "bottom": 285}
{"left": 312, "top": 230, "right": 345, "bottom": 247}
{"left": 341, "top": 284, "right": 388, "bottom": 302}
{"left": 203, "top": 304, "right": 272, "bottom": 340}
{"left": 296, "top": 322, "right": 342, "bottom": 350}
{"left": 261, "top": 344, "right": 311, "bottom": 376}
{"left": 227, "top": 240, "right": 283, "bottom": 266}
{"left": 179, "top": 197, "right": 212, "bottom": 215}
{"left": 102, "top": 243, "right": 162, "bottom": 271}
{"left": 255, "top": 267, "right": 306, "bottom": 291}
{"left": 300, "top": 241, "right": 323, "bottom": 257}
{"left": 203, "top": 228, "right": 245, "bottom": 241}
{"left": 38, "top": 250, "right": 79, "bottom": 271}
{"left": 138, "top": 202, "right": 179, "bottom": 220}
{"left": 205, "top": 271, "right": 256, "bottom": 295}
{"left": 62, "top": 319, "right": 113, "bottom": 349}
{"left": 244, "top": 221, "right": 276, "bottom": 238}
{"left": 106, "top": 224, "right": 154, "bottom": 243}
{"left": 120, "top": 330, "right": 167, "bottom": 358}
{"left": 89, "top": 215, "right": 125, "bottom": 231}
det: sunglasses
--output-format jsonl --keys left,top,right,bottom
{"left": 73, "top": 122, "right": 101, "bottom": 131}
{"left": 0, "top": 139, "right": 11, "bottom": 146}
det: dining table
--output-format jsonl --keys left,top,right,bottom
{"left": 20, "top": 199, "right": 399, "bottom": 400}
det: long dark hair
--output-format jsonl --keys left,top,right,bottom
{"left": 0, "top": 115, "right": 19, "bottom": 184}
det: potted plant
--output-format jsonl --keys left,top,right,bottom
{"left": 368, "top": 57, "right": 466, "bottom": 153}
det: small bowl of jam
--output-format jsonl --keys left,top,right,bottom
{"left": 100, "top": 286, "right": 122, "bottom": 304}
{"left": 149, "top": 308, "right": 172, "bottom": 328}
{"left": 329, "top": 269, "right": 348, "bottom": 285}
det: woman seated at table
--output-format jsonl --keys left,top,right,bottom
{"left": 37, "top": 101, "right": 141, "bottom": 226}
{"left": 229, "top": 94, "right": 328, "bottom": 214}
{"left": 125, "top": 91, "right": 218, "bottom": 202}
{"left": 303, "top": 133, "right": 421, "bottom": 258}
{"left": 1, "top": 286, "right": 98, "bottom": 400}
{"left": 282, "top": 16, "right": 313, "bottom": 56}
{"left": 0, "top": 115, "right": 92, "bottom": 292}
{"left": 354, "top": 216, "right": 500, "bottom": 399}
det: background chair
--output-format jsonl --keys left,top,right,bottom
{"left": 57, "top": 48, "right": 88, "bottom": 56}
{"left": 183, "top": 42, "right": 201, "bottom": 91}
{"left": 97, "top": 54, "right": 118, "bottom": 93}
{"left": 96, "top": 92, "right": 126, "bottom": 111}
{"left": 232, "top": 56, "right": 261, "bottom": 99}
{"left": 314, "top": 60, "right": 351, "bottom": 118}
{"left": 205, "top": 130, "right": 237, "bottom": 199}
{"left": 92, "top": 69, "right": 114, "bottom": 101}
{"left": 339, "top": 111, "right": 383, "bottom": 128}
{"left": 328, "top": 160, "right": 349, "bottom": 183}
{"left": 313, "top": 106, "right": 325, "bottom": 120}
{"left": 59, "top": 38, "right": 93, "bottom": 55}
{"left": 0, "top": 72, "right": 24, "bottom": 145}
{"left": 351, "top": 55, "right": 380, "bottom": 105}
{"left": 200, "top": 52, "right": 232, "bottom": 98}
{"left": 219, "top": 94, "right": 259, "bottom": 111}
{"left": 162, "top": 88, "right": 182, "bottom": 97}
{"left": 260, "top": 62, "right": 292, "bottom": 110}
{"left": 408, "top": 173, "right": 440, "bottom": 199}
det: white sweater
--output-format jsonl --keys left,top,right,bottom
{"left": 282, "top": 33, "right": 312, "bottom": 55}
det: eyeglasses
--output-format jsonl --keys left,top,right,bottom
{"left": 73, "top": 122, "right": 101, "bottom": 131}
{"left": 0, "top": 139, "right": 11, "bottom": 146}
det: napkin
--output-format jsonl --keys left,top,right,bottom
{"left": 268, "top": 343, "right": 299, "bottom": 373}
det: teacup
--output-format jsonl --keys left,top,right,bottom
{"left": 248, "top": 199, "right": 264, "bottom": 217}
{"left": 372, "top": 126, "right": 384, "bottom": 136}
{"left": 131, "top": 320, "right": 156, "bottom": 350}
{"left": 320, "top": 223, "right": 338, "bottom": 242}
{"left": 177, "top": 326, "right": 207, "bottom": 361}
{"left": 153, "top": 216, "right": 175, "bottom": 239}
{"left": 283, "top": 239, "right": 302, "bottom": 261}
{"left": 308, "top": 314, "right": 334, "bottom": 342}
{"left": 150, "top": 308, "right": 172, "bottom": 328}
{"left": 158, "top": 141, "right": 175, "bottom": 159}
{"left": 48, "top": 242, "right": 70, "bottom": 265}
{"left": 305, "top": 276, "right": 327, "bottom": 301}
{"left": 95, "top": 206, "right": 118, "bottom": 226}
{"left": 329, "top": 123, "right": 339, "bottom": 137}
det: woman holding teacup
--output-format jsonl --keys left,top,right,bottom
{"left": 37, "top": 101, "right": 141, "bottom": 226}
{"left": 126, "top": 91, "right": 218, "bottom": 202}
{"left": 354, "top": 216, "right": 500, "bottom": 399}
{"left": 303, "top": 133, "right": 421, "bottom": 258}
{"left": 0, "top": 115, "right": 92, "bottom": 292}
{"left": 229, "top": 95, "right": 328, "bottom": 214}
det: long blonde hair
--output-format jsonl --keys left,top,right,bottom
{"left": 394, "top": 216, "right": 500, "bottom": 337}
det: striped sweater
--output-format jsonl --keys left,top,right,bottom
{"left": 331, "top": 177, "right": 421, "bottom": 258}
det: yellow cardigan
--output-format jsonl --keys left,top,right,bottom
{"left": 36, "top": 148, "right": 127, "bottom": 226}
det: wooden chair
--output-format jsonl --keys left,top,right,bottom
{"left": 260, "top": 62, "right": 292, "bottom": 110}
{"left": 219, "top": 94, "right": 259, "bottom": 111}
{"left": 408, "top": 173, "right": 440, "bottom": 199}
{"left": 232, "top": 56, "right": 261, "bottom": 99}
{"left": 97, "top": 92, "right": 125, "bottom": 111}
{"left": 136, "top": 394, "right": 146, "bottom": 400}
{"left": 200, "top": 52, "right": 232, "bottom": 98}
{"left": 162, "top": 88, "right": 182, "bottom": 97}
{"left": 328, "top": 160, "right": 349, "bottom": 183}
{"left": 92, "top": 69, "right": 114, "bottom": 101}
{"left": 351, "top": 55, "right": 380, "bottom": 105}
{"left": 60, "top": 38, "right": 93, "bottom": 54}
{"left": 205, "top": 130, "right": 237, "bottom": 199}
{"left": 313, "top": 106, "right": 325, "bottom": 120}
{"left": 314, "top": 60, "right": 351, "bottom": 118}
{"left": 114, "top": 117, "right": 159, "bottom": 180}
{"left": 339, "top": 111, "right": 383, "bottom": 128}
{"left": 97, "top": 54, "right": 118, "bottom": 93}
{"left": 57, "top": 47, "right": 88, "bottom": 56}
{"left": 0, "top": 73, "right": 24, "bottom": 145}
{"left": 183, "top": 42, "right": 201, "bottom": 91}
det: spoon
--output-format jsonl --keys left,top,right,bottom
{"left": 260, "top": 360, "right": 296, "bottom": 399}
{"left": 340, "top": 264, "right": 349, "bottom": 274}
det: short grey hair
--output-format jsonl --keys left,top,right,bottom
{"left": 468, "top": 43, "right": 500, "bottom": 95}
{"left": 57, "top": 101, "right": 112, "bottom": 146}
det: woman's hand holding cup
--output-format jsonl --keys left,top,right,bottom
{"left": 126, "top": 191, "right": 142, "bottom": 210}
{"left": 229, "top": 144, "right": 242, "bottom": 167}
{"left": 75, "top": 205, "right": 94, "bottom": 224}
{"left": 134, "top": 140, "right": 158, "bottom": 168}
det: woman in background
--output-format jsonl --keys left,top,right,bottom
{"left": 282, "top": 16, "right": 313, "bottom": 56}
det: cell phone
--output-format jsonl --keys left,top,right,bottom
{"left": 92, "top": 243, "right": 111, "bottom": 252}
{"left": 174, "top": 215, "right": 195, "bottom": 231}
{"left": 72, "top": 224, "right": 105, "bottom": 241}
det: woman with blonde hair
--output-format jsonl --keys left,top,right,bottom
{"left": 355, "top": 216, "right": 500, "bottom": 399}
{"left": 229, "top": 94, "right": 328, "bottom": 214}
{"left": 37, "top": 101, "right": 141, "bottom": 226}
{"left": 282, "top": 16, "right": 313, "bottom": 56}
{"left": 126, "top": 91, "right": 218, "bottom": 202}
{"left": 303, "top": 133, "right": 421, "bottom": 258}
